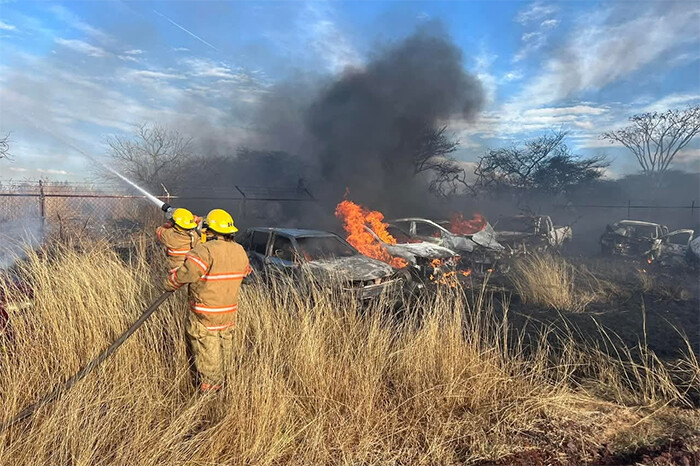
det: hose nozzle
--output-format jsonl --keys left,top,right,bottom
{"left": 161, "top": 203, "right": 175, "bottom": 219}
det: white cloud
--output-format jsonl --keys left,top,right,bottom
{"left": 302, "top": 1, "right": 361, "bottom": 72}
{"left": 523, "top": 105, "right": 608, "bottom": 117}
{"left": 474, "top": 47, "right": 498, "bottom": 105}
{"left": 8, "top": 167, "right": 27, "bottom": 172}
{"left": 518, "top": 6, "right": 700, "bottom": 107}
{"left": 502, "top": 71, "right": 523, "bottom": 82}
{"left": 522, "top": 31, "right": 542, "bottom": 42}
{"left": 123, "top": 69, "right": 185, "bottom": 82}
{"left": 118, "top": 55, "right": 141, "bottom": 63}
{"left": 181, "top": 58, "right": 238, "bottom": 79}
{"left": 517, "top": 2, "right": 557, "bottom": 24}
{"left": 540, "top": 19, "right": 559, "bottom": 29}
{"left": 641, "top": 93, "right": 700, "bottom": 113}
{"left": 37, "top": 168, "right": 69, "bottom": 175}
{"left": 123, "top": 49, "right": 144, "bottom": 55}
{"left": 49, "top": 5, "right": 113, "bottom": 44}
{"left": 0, "top": 21, "right": 16, "bottom": 31}
{"left": 513, "top": 3, "right": 558, "bottom": 63}
{"left": 54, "top": 38, "right": 108, "bottom": 58}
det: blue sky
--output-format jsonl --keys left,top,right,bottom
{"left": 0, "top": 0, "right": 698, "bottom": 181}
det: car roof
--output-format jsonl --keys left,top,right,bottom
{"left": 246, "top": 227, "right": 340, "bottom": 238}
{"left": 615, "top": 220, "right": 661, "bottom": 227}
{"left": 389, "top": 217, "right": 440, "bottom": 224}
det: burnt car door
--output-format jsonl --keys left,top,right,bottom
{"left": 246, "top": 230, "right": 272, "bottom": 271}
{"left": 265, "top": 233, "right": 299, "bottom": 277}
{"left": 659, "top": 229, "right": 694, "bottom": 258}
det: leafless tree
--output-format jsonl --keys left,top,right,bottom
{"left": 474, "top": 130, "right": 608, "bottom": 193}
{"left": 412, "top": 126, "right": 470, "bottom": 197}
{"left": 103, "top": 123, "right": 194, "bottom": 193}
{"left": 0, "top": 133, "right": 10, "bottom": 160}
{"left": 602, "top": 106, "right": 700, "bottom": 179}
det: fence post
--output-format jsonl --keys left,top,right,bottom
{"left": 692, "top": 200, "right": 696, "bottom": 222}
{"left": 39, "top": 179, "right": 45, "bottom": 225}
{"left": 235, "top": 185, "right": 247, "bottom": 220}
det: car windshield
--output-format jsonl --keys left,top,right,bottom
{"left": 386, "top": 226, "right": 413, "bottom": 244}
{"left": 296, "top": 236, "right": 357, "bottom": 261}
{"left": 496, "top": 217, "right": 535, "bottom": 233}
{"left": 615, "top": 223, "right": 657, "bottom": 238}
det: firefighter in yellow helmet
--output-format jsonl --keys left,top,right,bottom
{"left": 164, "top": 209, "right": 251, "bottom": 392}
{"left": 156, "top": 208, "right": 200, "bottom": 271}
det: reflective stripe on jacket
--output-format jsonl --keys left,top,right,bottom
{"left": 156, "top": 224, "right": 200, "bottom": 270}
{"left": 165, "top": 239, "right": 250, "bottom": 331}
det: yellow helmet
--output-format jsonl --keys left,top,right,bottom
{"left": 205, "top": 209, "right": 238, "bottom": 235}
{"left": 171, "top": 208, "right": 197, "bottom": 230}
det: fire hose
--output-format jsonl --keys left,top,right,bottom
{"left": 0, "top": 291, "right": 173, "bottom": 433}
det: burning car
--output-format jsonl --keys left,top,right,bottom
{"left": 600, "top": 220, "right": 694, "bottom": 263}
{"left": 387, "top": 217, "right": 507, "bottom": 276}
{"left": 362, "top": 225, "right": 460, "bottom": 283}
{"left": 239, "top": 227, "right": 405, "bottom": 300}
{"left": 493, "top": 215, "right": 572, "bottom": 253}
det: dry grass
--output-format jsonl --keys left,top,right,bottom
{"left": 0, "top": 240, "right": 698, "bottom": 465}
{"left": 510, "top": 254, "right": 615, "bottom": 312}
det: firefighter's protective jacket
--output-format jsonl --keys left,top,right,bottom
{"left": 156, "top": 224, "right": 200, "bottom": 270}
{"left": 165, "top": 239, "right": 250, "bottom": 331}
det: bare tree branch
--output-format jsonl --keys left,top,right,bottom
{"left": 473, "top": 130, "right": 608, "bottom": 193}
{"left": 0, "top": 133, "right": 11, "bottom": 160}
{"left": 602, "top": 105, "right": 700, "bottom": 181}
{"left": 409, "top": 126, "right": 471, "bottom": 197}
{"left": 100, "top": 123, "right": 194, "bottom": 193}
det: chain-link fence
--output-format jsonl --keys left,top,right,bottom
{"left": 0, "top": 181, "right": 317, "bottom": 246}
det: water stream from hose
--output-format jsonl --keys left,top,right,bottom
{"left": 7, "top": 109, "right": 168, "bottom": 211}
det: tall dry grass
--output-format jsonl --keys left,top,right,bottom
{"left": 510, "top": 254, "right": 614, "bottom": 312}
{"left": 0, "top": 240, "right": 697, "bottom": 465}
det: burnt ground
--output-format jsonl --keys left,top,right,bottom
{"left": 488, "top": 255, "right": 699, "bottom": 362}
{"left": 478, "top": 436, "right": 700, "bottom": 466}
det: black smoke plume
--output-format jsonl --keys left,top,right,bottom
{"left": 182, "top": 29, "right": 484, "bottom": 226}
{"left": 305, "top": 31, "right": 483, "bottom": 212}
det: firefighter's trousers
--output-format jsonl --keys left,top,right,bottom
{"left": 186, "top": 315, "right": 234, "bottom": 387}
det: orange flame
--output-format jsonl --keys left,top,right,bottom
{"left": 449, "top": 213, "right": 487, "bottom": 235}
{"left": 432, "top": 269, "right": 472, "bottom": 287}
{"left": 335, "top": 200, "right": 408, "bottom": 268}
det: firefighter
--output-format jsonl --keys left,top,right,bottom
{"left": 164, "top": 209, "right": 250, "bottom": 392}
{"left": 156, "top": 208, "right": 200, "bottom": 271}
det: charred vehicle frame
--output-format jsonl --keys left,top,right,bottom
{"left": 492, "top": 215, "right": 572, "bottom": 254}
{"left": 600, "top": 220, "right": 695, "bottom": 264}
{"left": 387, "top": 218, "right": 508, "bottom": 277}
{"left": 239, "top": 227, "right": 405, "bottom": 300}
{"left": 362, "top": 225, "right": 460, "bottom": 284}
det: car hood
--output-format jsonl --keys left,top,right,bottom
{"left": 384, "top": 242, "right": 456, "bottom": 262}
{"left": 303, "top": 255, "right": 395, "bottom": 281}
{"left": 468, "top": 224, "right": 506, "bottom": 251}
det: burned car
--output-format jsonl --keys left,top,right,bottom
{"left": 239, "top": 227, "right": 404, "bottom": 299}
{"left": 388, "top": 218, "right": 507, "bottom": 276}
{"left": 600, "top": 220, "right": 694, "bottom": 263}
{"left": 686, "top": 236, "right": 700, "bottom": 269}
{"left": 493, "top": 215, "right": 572, "bottom": 253}
{"left": 363, "top": 225, "right": 460, "bottom": 283}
